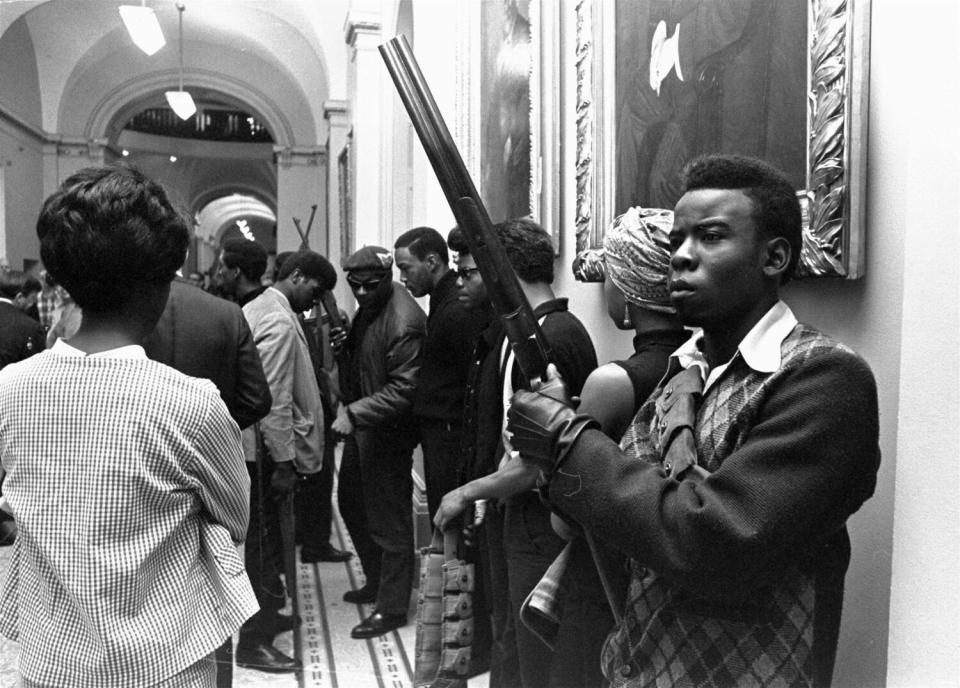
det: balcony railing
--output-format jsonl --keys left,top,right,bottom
{"left": 125, "top": 107, "right": 274, "bottom": 143}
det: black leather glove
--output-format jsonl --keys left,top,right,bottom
{"left": 507, "top": 388, "right": 599, "bottom": 475}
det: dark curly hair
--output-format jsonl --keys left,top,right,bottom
{"left": 682, "top": 155, "right": 802, "bottom": 283}
{"left": 495, "top": 217, "right": 555, "bottom": 284}
{"left": 276, "top": 250, "right": 337, "bottom": 291}
{"left": 447, "top": 226, "right": 470, "bottom": 256}
{"left": 36, "top": 164, "right": 189, "bottom": 313}
{"left": 222, "top": 237, "right": 268, "bottom": 282}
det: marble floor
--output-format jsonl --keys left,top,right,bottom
{"left": 0, "top": 497, "right": 487, "bottom": 688}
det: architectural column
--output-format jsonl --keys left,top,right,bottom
{"left": 324, "top": 99, "right": 352, "bottom": 312}
{"left": 42, "top": 138, "right": 109, "bottom": 197}
{"left": 405, "top": 0, "right": 477, "bottom": 232}
{"left": 273, "top": 146, "right": 325, "bottom": 253}
{"left": 344, "top": 11, "right": 386, "bottom": 249}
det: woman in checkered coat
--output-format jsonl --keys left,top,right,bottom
{"left": 0, "top": 165, "right": 258, "bottom": 687}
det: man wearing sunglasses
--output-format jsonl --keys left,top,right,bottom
{"left": 333, "top": 246, "right": 426, "bottom": 639}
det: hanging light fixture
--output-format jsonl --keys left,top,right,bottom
{"left": 119, "top": 1, "right": 165, "bottom": 56}
{"left": 165, "top": 4, "right": 196, "bottom": 120}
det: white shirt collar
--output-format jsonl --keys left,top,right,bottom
{"left": 0, "top": 297, "right": 13, "bottom": 306}
{"left": 52, "top": 338, "right": 147, "bottom": 360}
{"left": 671, "top": 300, "right": 798, "bottom": 391}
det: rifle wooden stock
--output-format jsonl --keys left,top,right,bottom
{"left": 379, "top": 34, "right": 551, "bottom": 383}
{"left": 319, "top": 290, "right": 349, "bottom": 397}
{"left": 319, "top": 291, "right": 344, "bottom": 331}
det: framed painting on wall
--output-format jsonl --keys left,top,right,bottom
{"left": 573, "top": 0, "right": 870, "bottom": 281}
{"left": 480, "top": 0, "right": 532, "bottom": 225}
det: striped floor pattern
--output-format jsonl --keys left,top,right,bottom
{"left": 235, "top": 480, "right": 489, "bottom": 688}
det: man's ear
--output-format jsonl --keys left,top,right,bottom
{"left": 289, "top": 267, "right": 303, "bottom": 284}
{"left": 762, "top": 237, "right": 792, "bottom": 280}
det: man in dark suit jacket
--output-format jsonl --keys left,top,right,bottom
{"left": 143, "top": 274, "right": 272, "bottom": 686}
{"left": 144, "top": 277, "right": 271, "bottom": 430}
{"left": 0, "top": 270, "right": 46, "bottom": 544}
{"left": 0, "top": 270, "right": 45, "bottom": 370}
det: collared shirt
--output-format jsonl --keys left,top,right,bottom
{"left": 0, "top": 348, "right": 256, "bottom": 687}
{"left": 52, "top": 338, "right": 146, "bottom": 360}
{"left": 672, "top": 300, "right": 798, "bottom": 392}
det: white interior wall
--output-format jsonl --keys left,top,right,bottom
{"left": 881, "top": 2, "right": 960, "bottom": 686}
{"left": 552, "top": 1, "right": 960, "bottom": 686}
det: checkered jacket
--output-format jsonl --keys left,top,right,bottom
{"left": 549, "top": 324, "right": 880, "bottom": 687}
{"left": 0, "top": 350, "right": 258, "bottom": 687}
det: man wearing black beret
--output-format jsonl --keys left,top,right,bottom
{"left": 333, "top": 245, "right": 426, "bottom": 638}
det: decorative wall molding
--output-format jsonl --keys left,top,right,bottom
{"left": 343, "top": 12, "right": 381, "bottom": 48}
{"left": 323, "top": 100, "right": 349, "bottom": 121}
{"left": 48, "top": 137, "right": 110, "bottom": 161}
{"left": 272, "top": 145, "right": 325, "bottom": 168}
{"left": 573, "top": 0, "right": 594, "bottom": 258}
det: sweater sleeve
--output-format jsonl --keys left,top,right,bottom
{"left": 548, "top": 346, "right": 880, "bottom": 600}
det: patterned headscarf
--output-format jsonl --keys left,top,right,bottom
{"left": 602, "top": 206, "right": 675, "bottom": 314}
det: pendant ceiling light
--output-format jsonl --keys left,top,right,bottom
{"left": 119, "top": 1, "right": 165, "bottom": 56}
{"left": 164, "top": 4, "right": 196, "bottom": 121}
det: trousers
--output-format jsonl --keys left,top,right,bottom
{"left": 503, "top": 492, "right": 565, "bottom": 688}
{"left": 337, "top": 427, "right": 416, "bottom": 616}
{"left": 241, "top": 457, "right": 286, "bottom": 639}
{"left": 418, "top": 419, "right": 463, "bottom": 523}
{"left": 297, "top": 417, "right": 336, "bottom": 554}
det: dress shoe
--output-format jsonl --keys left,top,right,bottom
{"left": 301, "top": 545, "right": 353, "bottom": 563}
{"left": 342, "top": 584, "right": 377, "bottom": 605}
{"left": 235, "top": 639, "right": 300, "bottom": 673}
{"left": 350, "top": 611, "right": 406, "bottom": 639}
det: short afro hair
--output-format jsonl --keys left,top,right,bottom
{"left": 682, "top": 155, "right": 802, "bottom": 283}
{"left": 222, "top": 237, "right": 268, "bottom": 282}
{"left": 495, "top": 217, "right": 555, "bottom": 284}
{"left": 447, "top": 227, "right": 470, "bottom": 256}
{"left": 394, "top": 226, "right": 449, "bottom": 264}
{"left": 277, "top": 250, "right": 337, "bottom": 291}
{"left": 0, "top": 270, "right": 26, "bottom": 299}
{"left": 36, "top": 164, "right": 189, "bottom": 314}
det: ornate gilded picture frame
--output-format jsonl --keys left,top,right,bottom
{"left": 573, "top": 0, "right": 870, "bottom": 280}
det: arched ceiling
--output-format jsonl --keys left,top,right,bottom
{"left": 0, "top": 0, "right": 351, "bottom": 145}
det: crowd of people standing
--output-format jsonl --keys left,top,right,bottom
{"left": 0, "top": 153, "right": 879, "bottom": 688}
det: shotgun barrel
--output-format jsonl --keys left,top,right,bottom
{"left": 379, "top": 34, "right": 552, "bottom": 383}
{"left": 380, "top": 33, "right": 626, "bottom": 625}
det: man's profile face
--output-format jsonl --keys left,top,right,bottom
{"left": 217, "top": 251, "right": 238, "bottom": 294}
{"left": 455, "top": 254, "right": 487, "bottom": 311}
{"left": 668, "top": 188, "right": 769, "bottom": 332}
{"left": 394, "top": 246, "right": 434, "bottom": 298}
{"left": 289, "top": 271, "right": 323, "bottom": 313}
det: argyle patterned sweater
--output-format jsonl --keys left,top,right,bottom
{"left": 547, "top": 324, "right": 880, "bottom": 687}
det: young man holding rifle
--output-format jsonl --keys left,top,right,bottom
{"left": 506, "top": 155, "right": 881, "bottom": 687}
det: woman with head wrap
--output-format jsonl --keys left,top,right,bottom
{"left": 577, "top": 206, "right": 689, "bottom": 440}
{"left": 520, "top": 208, "right": 689, "bottom": 688}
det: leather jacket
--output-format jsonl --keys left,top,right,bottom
{"left": 346, "top": 282, "right": 426, "bottom": 431}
